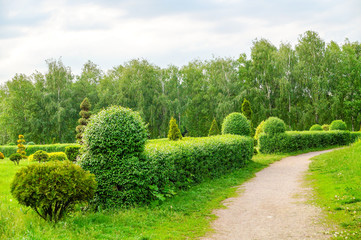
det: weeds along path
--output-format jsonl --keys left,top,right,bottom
{"left": 203, "top": 149, "right": 336, "bottom": 240}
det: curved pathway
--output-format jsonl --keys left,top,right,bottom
{"left": 203, "top": 149, "right": 335, "bottom": 240}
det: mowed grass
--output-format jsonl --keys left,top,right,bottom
{"left": 0, "top": 146, "right": 338, "bottom": 240}
{"left": 309, "top": 141, "right": 361, "bottom": 239}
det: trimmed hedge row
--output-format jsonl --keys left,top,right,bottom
{"left": 0, "top": 144, "right": 79, "bottom": 158}
{"left": 259, "top": 131, "right": 355, "bottom": 153}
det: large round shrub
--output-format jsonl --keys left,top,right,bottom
{"left": 310, "top": 124, "right": 323, "bottom": 131}
{"left": 11, "top": 160, "right": 96, "bottom": 223}
{"left": 330, "top": 120, "right": 347, "bottom": 131}
{"left": 221, "top": 112, "right": 251, "bottom": 136}
{"left": 80, "top": 106, "right": 148, "bottom": 207}
{"left": 263, "top": 117, "right": 286, "bottom": 135}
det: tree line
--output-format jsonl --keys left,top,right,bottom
{"left": 0, "top": 30, "right": 360, "bottom": 145}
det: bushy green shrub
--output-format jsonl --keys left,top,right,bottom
{"left": 10, "top": 160, "right": 96, "bottom": 223}
{"left": 0, "top": 144, "right": 80, "bottom": 158}
{"left": 222, "top": 112, "right": 251, "bottom": 136}
{"left": 259, "top": 131, "right": 352, "bottom": 153}
{"left": 48, "top": 152, "right": 68, "bottom": 161}
{"left": 26, "top": 142, "right": 35, "bottom": 145}
{"left": 208, "top": 119, "right": 220, "bottom": 136}
{"left": 254, "top": 120, "right": 265, "bottom": 140}
{"left": 310, "top": 124, "right": 323, "bottom": 131}
{"left": 350, "top": 132, "right": 361, "bottom": 142}
{"left": 330, "top": 120, "right": 347, "bottom": 130}
{"left": 65, "top": 145, "right": 80, "bottom": 162}
{"left": 80, "top": 106, "right": 148, "bottom": 207}
{"left": 322, "top": 124, "right": 330, "bottom": 131}
{"left": 9, "top": 153, "right": 22, "bottom": 165}
{"left": 33, "top": 150, "right": 49, "bottom": 162}
{"left": 168, "top": 117, "right": 182, "bottom": 141}
{"left": 263, "top": 117, "right": 286, "bottom": 135}
{"left": 0, "top": 152, "right": 4, "bottom": 159}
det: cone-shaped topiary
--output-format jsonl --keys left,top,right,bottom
{"left": 310, "top": 124, "right": 323, "bottom": 131}
{"left": 263, "top": 117, "right": 286, "bottom": 135}
{"left": 254, "top": 120, "right": 265, "bottom": 140}
{"left": 76, "top": 98, "right": 92, "bottom": 144}
{"left": 222, "top": 112, "right": 251, "bottom": 136}
{"left": 241, "top": 98, "right": 253, "bottom": 121}
{"left": 17, "top": 135, "right": 26, "bottom": 158}
{"left": 208, "top": 118, "right": 220, "bottom": 136}
{"left": 168, "top": 117, "right": 182, "bottom": 140}
{"left": 330, "top": 120, "right": 347, "bottom": 131}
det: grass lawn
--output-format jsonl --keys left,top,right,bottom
{"left": 0, "top": 146, "right": 339, "bottom": 240}
{"left": 309, "top": 141, "right": 361, "bottom": 239}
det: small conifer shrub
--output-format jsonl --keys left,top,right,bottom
{"left": 76, "top": 98, "right": 91, "bottom": 144}
{"left": 322, "top": 124, "right": 330, "bottom": 131}
{"left": 168, "top": 117, "right": 182, "bottom": 141}
{"left": 208, "top": 119, "right": 220, "bottom": 136}
{"left": 10, "top": 153, "right": 22, "bottom": 165}
{"left": 254, "top": 120, "right": 265, "bottom": 140}
{"left": 17, "top": 135, "right": 26, "bottom": 158}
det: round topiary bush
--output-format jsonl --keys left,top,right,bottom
{"left": 48, "top": 152, "right": 68, "bottom": 161}
{"left": 80, "top": 106, "right": 148, "bottom": 207}
{"left": 310, "top": 124, "right": 323, "bottom": 131}
{"left": 33, "top": 150, "right": 49, "bottom": 163}
{"left": 330, "top": 120, "right": 347, "bottom": 131}
{"left": 10, "top": 153, "right": 22, "bottom": 165}
{"left": 322, "top": 124, "right": 330, "bottom": 131}
{"left": 221, "top": 112, "right": 251, "bottom": 136}
{"left": 11, "top": 160, "right": 96, "bottom": 223}
{"left": 263, "top": 117, "right": 286, "bottom": 135}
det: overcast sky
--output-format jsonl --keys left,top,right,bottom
{"left": 0, "top": 0, "right": 360, "bottom": 84}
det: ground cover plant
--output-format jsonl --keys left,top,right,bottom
{"left": 309, "top": 141, "right": 361, "bottom": 239}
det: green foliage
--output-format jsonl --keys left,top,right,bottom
{"left": 322, "top": 124, "right": 329, "bottom": 131}
{"left": 80, "top": 106, "right": 148, "bottom": 207}
{"left": 33, "top": 150, "right": 49, "bottom": 162}
{"left": 16, "top": 135, "right": 26, "bottom": 157}
{"left": 0, "top": 143, "right": 79, "bottom": 158}
{"left": 263, "top": 117, "right": 286, "bottom": 135}
{"left": 221, "top": 112, "right": 251, "bottom": 136}
{"left": 309, "top": 124, "right": 323, "bottom": 131}
{"left": 208, "top": 119, "right": 220, "bottom": 136}
{"left": 48, "top": 152, "right": 68, "bottom": 161}
{"left": 76, "top": 98, "right": 92, "bottom": 143}
{"left": 254, "top": 120, "right": 265, "bottom": 140}
{"left": 330, "top": 120, "right": 347, "bottom": 130}
{"left": 9, "top": 153, "right": 22, "bottom": 165}
{"left": 168, "top": 117, "right": 182, "bottom": 140}
{"left": 0, "top": 152, "right": 4, "bottom": 159}
{"left": 241, "top": 98, "right": 253, "bottom": 121}
{"left": 10, "top": 160, "right": 96, "bottom": 223}
{"left": 259, "top": 131, "right": 353, "bottom": 153}
{"left": 65, "top": 145, "right": 80, "bottom": 162}
{"left": 26, "top": 142, "right": 35, "bottom": 145}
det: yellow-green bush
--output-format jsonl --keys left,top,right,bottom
{"left": 33, "top": 150, "right": 49, "bottom": 162}
{"left": 222, "top": 112, "right": 251, "bottom": 136}
{"left": 48, "top": 152, "right": 68, "bottom": 161}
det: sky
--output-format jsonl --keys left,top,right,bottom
{"left": 0, "top": 0, "right": 360, "bottom": 84}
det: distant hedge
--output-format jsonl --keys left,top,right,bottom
{"left": 0, "top": 144, "right": 79, "bottom": 157}
{"left": 259, "top": 131, "right": 353, "bottom": 153}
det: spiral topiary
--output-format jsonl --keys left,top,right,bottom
{"left": 222, "top": 112, "right": 251, "bottom": 136}
{"left": 263, "top": 117, "right": 286, "bottom": 135}
{"left": 330, "top": 120, "right": 347, "bottom": 131}
{"left": 310, "top": 124, "right": 323, "bottom": 131}
{"left": 80, "top": 106, "right": 148, "bottom": 207}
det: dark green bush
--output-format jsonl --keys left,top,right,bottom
{"left": 168, "top": 117, "right": 182, "bottom": 141}
{"left": 222, "top": 112, "right": 251, "bottom": 136}
{"left": 322, "top": 124, "right": 330, "bottom": 131}
{"left": 80, "top": 106, "right": 148, "bottom": 207}
{"left": 263, "top": 117, "right": 286, "bottom": 135}
{"left": 65, "top": 145, "right": 80, "bottom": 162}
{"left": 330, "top": 120, "right": 347, "bottom": 130}
{"left": 10, "top": 160, "right": 96, "bottom": 223}
{"left": 33, "top": 150, "right": 49, "bottom": 162}
{"left": 259, "top": 131, "right": 352, "bottom": 153}
{"left": 350, "top": 132, "right": 361, "bottom": 142}
{"left": 9, "top": 153, "right": 22, "bottom": 165}
{"left": 48, "top": 152, "right": 68, "bottom": 161}
{"left": 310, "top": 124, "right": 323, "bottom": 131}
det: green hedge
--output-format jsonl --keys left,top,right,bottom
{"left": 0, "top": 144, "right": 79, "bottom": 158}
{"left": 143, "top": 135, "right": 253, "bottom": 195}
{"left": 350, "top": 132, "right": 361, "bottom": 142}
{"left": 259, "top": 131, "right": 353, "bottom": 153}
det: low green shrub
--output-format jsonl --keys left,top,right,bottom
{"left": 10, "top": 160, "right": 97, "bottom": 223}
{"left": 221, "top": 112, "right": 251, "bottom": 136}
{"left": 263, "top": 117, "right": 286, "bottom": 135}
{"left": 259, "top": 131, "right": 352, "bottom": 153}
{"left": 330, "top": 120, "right": 347, "bottom": 130}
{"left": 0, "top": 143, "right": 79, "bottom": 158}
{"left": 48, "top": 152, "right": 68, "bottom": 161}
{"left": 9, "top": 153, "right": 22, "bottom": 165}
{"left": 33, "top": 150, "right": 49, "bottom": 162}
{"left": 0, "top": 152, "right": 4, "bottom": 159}
{"left": 322, "top": 124, "right": 330, "bottom": 131}
{"left": 65, "top": 145, "right": 80, "bottom": 162}
{"left": 310, "top": 124, "right": 323, "bottom": 131}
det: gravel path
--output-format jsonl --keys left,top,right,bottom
{"left": 203, "top": 150, "right": 335, "bottom": 240}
